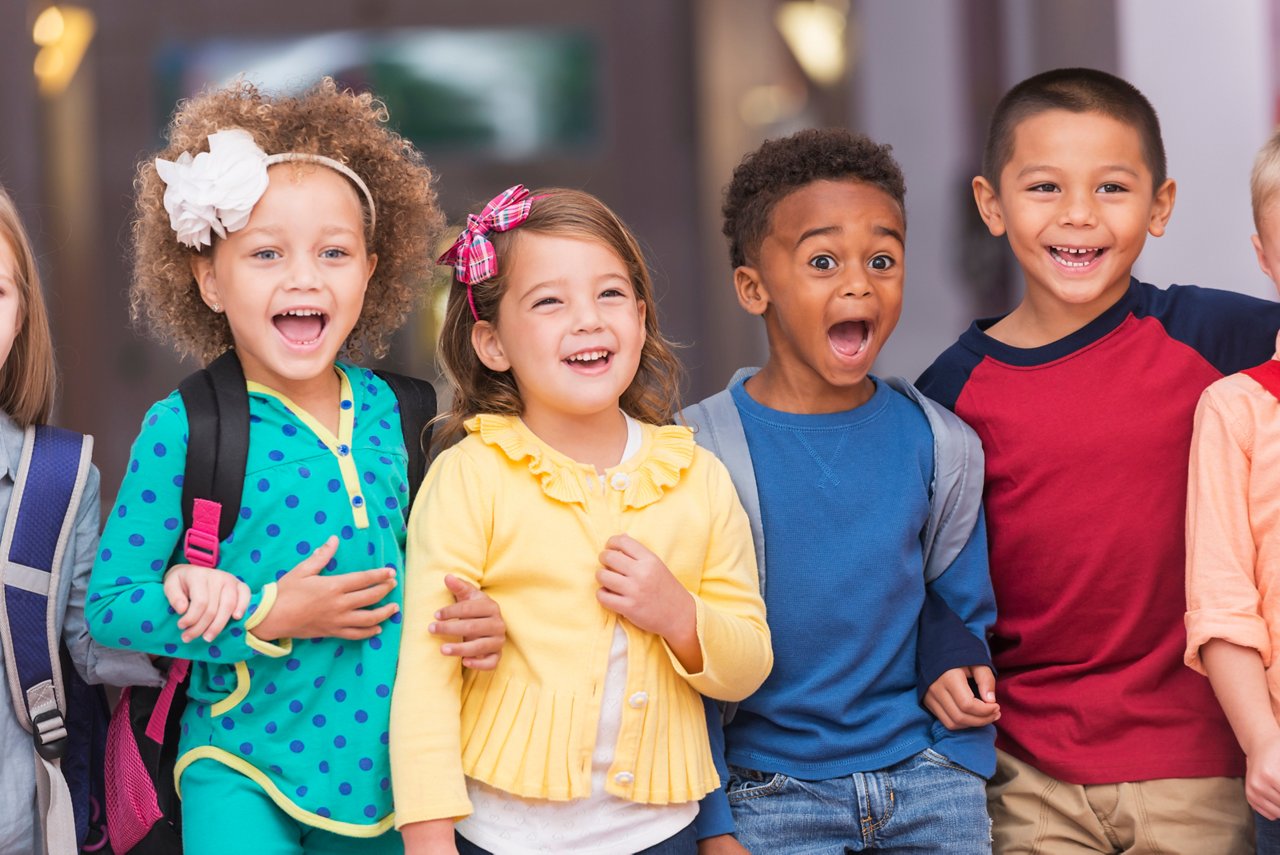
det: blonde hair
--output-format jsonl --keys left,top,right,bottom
{"left": 1252, "top": 127, "right": 1280, "bottom": 229}
{"left": 0, "top": 186, "right": 55, "bottom": 427}
{"left": 435, "top": 188, "right": 684, "bottom": 445}
{"left": 131, "top": 78, "right": 444, "bottom": 363}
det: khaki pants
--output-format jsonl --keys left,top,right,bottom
{"left": 988, "top": 749, "right": 1253, "bottom": 854}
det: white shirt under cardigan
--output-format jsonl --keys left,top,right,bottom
{"left": 455, "top": 415, "right": 699, "bottom": 854}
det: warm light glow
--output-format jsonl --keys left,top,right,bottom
{"left": 32, "top": 5, "right": 95, "bottom": 97}
{"left": 738, "top": 84, "right": 807, "bottom": 127}
{"left": 32, "top": 6, "right": 65, "bottom": 47}
{"left": 775, "top": 0, "right": 848, "bottom": 86}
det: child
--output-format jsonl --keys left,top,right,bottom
{"left": 86, "top": 79, "right": 504, "bottom": 854}
{"left": 1185, "top": 126, "right": 1280, "bottom": 854}
{"left": 0, "top": 184, "right": 162, "bottom": 854}
{"left": 917, "top": 67, "right": 1280, "bottom": 854}
{"left": 688, "top": 129, "right": 999, "bottom": 855}
{"left": 389, "top": 186, "right": 773, "bottom": 855}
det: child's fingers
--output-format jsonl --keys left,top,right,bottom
{"left": 341, "top": 577, "right": 398, "bottom": 610}
{"left": 970, "top": 666, "right": 997, "bottom": 703}
{"left": 442, "top": 574, "right": 480, "bottom": 599}
{"left": 596, "top": 587, "right": 629, "bottom": 615}
{"left": 595, "top": 566, "right": 632, "bottom": 595}
{"left": 923, "top": 691, "right": 961, "bottom": 730}
{"left": 162, "top": 573, "right": 190, "bottom": 615}
{"left": 333, "top": 567, "right": 397, "bottom": 597}
{"left": 430, "top": 615, "right": 504, "bottom": 639}
{"left": 434, "top": 597, "right": 500, "bottom": 622}
{"left": 202, "top": 582, "right": 242, "bottom": 641}
{"left": 461, "top": 653, "right": 501, "bottom": 671}
{"left": 344, "top": 602, "right": 400, "bottom": 629}
{"left": 178, "top": 584, "right": 211, "bottom": 638}
{"left": 439, "top": 637, "right": 503, "bottom": 661}
{"left": 333, "top": 625, "right": 382, "bottom": 640}
{"left": 233, "top": 582, "right": 251, "bottom": 621}
{"left": 285, "top": 536, "right": 339, "bottom": 578}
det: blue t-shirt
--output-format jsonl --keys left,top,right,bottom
{"left": 723, "top": 375, "right": 993, "bottom": 778}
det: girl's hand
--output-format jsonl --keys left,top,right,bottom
{"left": 163, "top": 564, "right": 251, "bottom": 643}
{"left": 401, "top": 819, "right": 459, "bottom": 855}
{"left": 431, "top": 574, "right": 506, "bottom": 670}
{"left": 597, "top": 534, "right": 701, "bottom": 671}
{"left": 923, "top": 665, "right": 1000, "bottom": 730}
{"left": 251, "top": 537, "right": 400, "bottom": 641}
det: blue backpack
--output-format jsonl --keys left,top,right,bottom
{"left": 0, "top": 424, "right": 110, "bottom": 854}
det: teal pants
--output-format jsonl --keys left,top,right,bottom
{"left": 180, "top": 759, "right": 403, "bottom": 855}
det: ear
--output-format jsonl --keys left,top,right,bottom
{"left": 972, "top": 176, "right": 1006, "bottom": 237}
{"left": 733, "top": 266, "right": 769, "bottom": 317}
{"left": 636, "top": 297, "right": 648, "bottom": 342}
{"left": 1252, "top": 233, "right": 1274, "bottom": 280}
{"left": 1147, "top": 178, "right": 1177, "bottom": 237}
{"left": 364, "top": 253, "right": 378, "bottom": 290}
{"left": 190, "top": 253, "right": 221, "bottom": 312}
{"left": 470, "top": 320, "right": 511, "bottom": 373}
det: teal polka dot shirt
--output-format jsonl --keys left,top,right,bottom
{"left": 88, "top": 364, "right": 410, "bottom": 834}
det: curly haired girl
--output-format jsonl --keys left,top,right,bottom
{"left": 88, "top": 79, "right": 504, "bottom": 855}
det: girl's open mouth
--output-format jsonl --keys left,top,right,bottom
{"left": 1049, "top": 245, "right": 1105, "bottom": 268}
{"left": 829, "top": 320, "right": 870, "bottom": 358}
{"left": 563, "top": 349, "right": 613, "bottom": 372}
{"left": 273, "top": 309, "right": 329, "bottom": 346}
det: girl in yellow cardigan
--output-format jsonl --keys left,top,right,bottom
{"left": 390, "top": 186, "right": 772, "bottom": 855}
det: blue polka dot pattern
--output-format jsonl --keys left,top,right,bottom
{"left": 86, "top": 364, "right": 410, "bottom": 828}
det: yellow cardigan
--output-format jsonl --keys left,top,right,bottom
{"left": 390, "top": 415, "right": 772, "bottom": 827}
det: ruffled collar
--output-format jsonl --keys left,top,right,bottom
{"left": 466, "top": 414, "right": 695, "bottom": 509}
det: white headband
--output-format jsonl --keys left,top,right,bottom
{"left": 155, "top": 128, "right": 377, "bottom": 249}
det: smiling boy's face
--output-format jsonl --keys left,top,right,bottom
{"left": 973, "top": 109, "right": 1175, "bottom": 321}
{"left": 735, "top": 179, "right": 905, "bottom": 414}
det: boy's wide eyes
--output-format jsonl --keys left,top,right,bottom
{"left": 869, "top": 254, "right": 895, "bottom": 271}
{"left": 809, "top": 254, "right": 837, "bottom": 271}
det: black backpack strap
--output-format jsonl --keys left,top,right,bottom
{"left": 373, "top": 370, "right": 437, "bottom": 506}
{"left": 178, "top": 350, "right": 249, "bottom": 545}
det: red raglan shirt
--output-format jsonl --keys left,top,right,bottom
{"left": 916, "top": 279, "right": 1280, "bottom": 784}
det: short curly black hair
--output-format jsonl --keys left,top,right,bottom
{"left": 723, "top": 128, "right": 906, "bottom": 268}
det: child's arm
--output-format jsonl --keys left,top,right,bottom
{"left": 87, "top": 402, "right": 292, "bottom": 663}
{"left": 1185, "top": 380, "right": 1278, "bottom": 816}
{"left": 62, "top": 465, "right": 164, "bottom": 688}
{"left": 391, "top": 445, "right": 492, "bottom": 832}
{"left": 694, "top": 696, "right": 748, "bottom": 853}
{"left": 599, "top": 456, "right": 771, "bottom": 702}
{"left": 918, "top": 510, "right": 1000, "bottom": 730}
{"left": 1201, "top": 639, "right": 1280, "bottom": 819}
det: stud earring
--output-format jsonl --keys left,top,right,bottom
{"left": 211, "top": 302, "right": 223, "bottom": 313}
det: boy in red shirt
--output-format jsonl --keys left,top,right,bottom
{"left": 918, "top": 67, "right": 1280, "bottom": 854}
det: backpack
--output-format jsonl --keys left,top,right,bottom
{"left": 103, "top": 351, "right": 437, "bottom": 854}
{"left": 1244, "top": 358, "right": 1280, "bottom": 400}
{"left": 0, "top": 424, "right": 110, "bottom": 855}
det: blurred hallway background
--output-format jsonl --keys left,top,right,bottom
{"left": 1, "top": 0, "right": 1276, "bottom": 495}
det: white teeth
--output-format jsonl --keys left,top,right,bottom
{"left": 282, "top": 309, "right": 323, "bottom": 317}
{"left": 566, "top": 350, "right": 608, "bottom": 363}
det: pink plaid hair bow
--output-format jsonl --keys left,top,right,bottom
{"left": 437, "top": 184, "right": 538, "bottom": 320}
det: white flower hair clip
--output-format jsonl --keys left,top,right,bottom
{"left": 155, "top": 128, "right": 377, "bottom": 249}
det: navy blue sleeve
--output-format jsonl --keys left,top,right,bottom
{"left": 695, "top": 695, "right": 736, "bottom": 840}
{"left": 1142, "top": 283, "right": 1280, "bottom": 375}
{"left": 916, "top": 589, "right": 992, "bottom": 700}
{"left": 916, "top": 336, "right": 984, "bottom": 412}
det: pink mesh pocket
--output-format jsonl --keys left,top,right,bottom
{"left": 104, "top": 687, "right": 164, "bottom": 854}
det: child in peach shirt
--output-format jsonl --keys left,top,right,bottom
{"left": 1186, "top": 127, "right": 1280, "bottom": 854}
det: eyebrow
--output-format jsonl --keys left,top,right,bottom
{"left": 795, "top": 224, "right": 904, "bottom": 248}
{"left": 520, "top": 271, "right": 630, "bottom": 295}
{"left": 1016, "top": 163, "right": 1141, "bottom": 179}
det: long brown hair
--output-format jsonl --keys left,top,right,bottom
{"left": 435, "top": 188, "right": 683, "bottom": 446}
{"left": 0, "top": 186, "right": 55, "bottom": 427}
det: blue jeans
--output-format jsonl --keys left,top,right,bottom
{"left": 726, "top": 747, "right": 991, "bottom": 854}
{"left": 1259, "top": 810, "right": 1280, "bottom": 854}
{"left": 454, "top": 821, "right": 695, "bottom": 854}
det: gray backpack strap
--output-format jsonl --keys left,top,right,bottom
{"left": 885, "top": 377, "right": 984, "bottom": 584}
{"left": 681, "top": 371, "right": 765, "bottom": 597}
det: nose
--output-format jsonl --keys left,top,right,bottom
{"left": 1059, "top": 187, "right": 1098, "bottom": 227}
{"left": 839, "top": 268, "right": 874, "bottom": 300}
{"left": 571, "top": 297, "right": 605, "bottom": 332}
{"left": 286, "top": 255, "right": 321, "bottom": 289}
